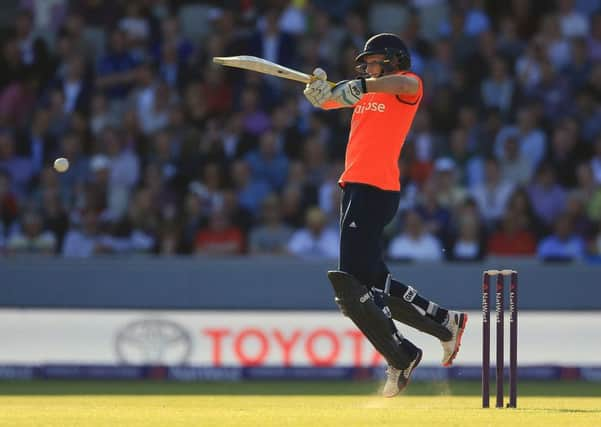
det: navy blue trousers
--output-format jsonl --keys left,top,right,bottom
{"left": 338, "top": 183, "right": 400, "bottom": 289}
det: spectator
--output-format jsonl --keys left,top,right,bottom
{"left": 447, "top": 212, "right": 485, "bottom": 261}
{"left": 245, "top": 130, "right": 289, "bottom": 192}
{"left": 497, "top": 16, "right": 525, "bottom": 60}
{"left": 464, "top": 0, "right": 491, "bottom": 36}
{"left": 388, "top": 209, "right": 443, "bottom": 261}
{"left": 230, "top": 159, "right": 270, "bottom": 217}
{"left": 118, "top": 3, "right": 151, "bottom": 49}
{"left": 301, "top": 135, "right": 328, "bottom": 187}
{"left": 515, "top": 37, "right": 546, "bottom": 91}
{"left": 0, "top": 221, "right": 4, "bottom": 253}
{"left": 0, "top": 131, "right": 34, "bottom": 198}
{"left": 495, "top": 106, "right": 547, "bottom": 171}
{"left": 564, "top": 191, "right": 596, "bottom": 238}
{"left": 280, "top": 184, "right": 306, "bottom": 229}
{"left": 130, "top": 65, "right": 173, "bottom": 135}
{"left": 432, "top": 158, "right": 468, "bottom": 213}
{"left": 46, "top": 89, "right": 71, "bottom": 140}
{"left": 157, "top": 221, "right": 181, "bottom": 256}
{"left": 180, "top": 191, "right": 203, "bottom": 253}
{"left": 249, "top": 194, "right": 293, "bottom": 255}
{"left": 200, "top": 63, "right": 233, "bottom": 115}
{"left": 564, "top": 37, "right": 593, "bottom": 90}
{"left": 39, "top": 188, "right": 69, "bottom": 251}
{"left": 22, "top": 108, "right": 56, "bottom": 175}
{"left": 248, "top": 8, "right": 297, "bottom": 68}
{"left": 62, "top": 209, "right": 118, "bottom": 257}
{"left": 152, "top": 16, "right": 194, "bottom": 65}
{"left": 470, "top": 157, "right": 514, "bottom": 227}
{"left": 111, "top": 188, "right": 158, "bottom": 254}
{"left": 239, "top": 87, "right": 270, "bottom": 137}
{"left": 539, "top": 14, "right": 571, "bottom": 71}
{"left": 573, "top": 89, "right": 601, "bottom": 143}
{"left": 445, "top": 129, "right": 483, "bottom": 188}
{"left": 506, "top": 187, "right": 545, "bottom": 237}
{"left": 312, "top": 10, "right": 345, "bottom": 69}
{"left": 195, "top": 207, "right": 244, "bottom": 256}
{"left": 546, "top": 123, "right": 584, "bottom": 188}
{"left": 6, "top": 210, "right": 56, "bottom": 255}
{"left": 537, "top": 213, "right": 586, "bottom": 260}
{"left": 558, "top": 0, "right": 589, "bottom": 38}
{"left": 100, "top": 129, "right": 140, "bottom": 220}
{"left": 415, "top": 178, "right": 451, "bottom": 240}
{"left": 407, "top": 110, "right": 440, "bottom": 176}
{"left": 572, "top": 162, "right": 601, "bottom": 223}
{"left": 287, "top": 206, "right": 338, "bottom": 260}
{"left": 499, "top": 136, "right": 533, "bottom": 186}
{"left": 594, "top": 229, "right": 601, "bottom": 256}
{"left": 96, "top": 29, "right": 141, "bottom": 100}
{"left": 588, "top": 12, "right": 601, "bottom": 61}
{"left": 53, "top": 55, "right": 93, "bottom": 115}
{"left": 90, "top": 92, "right": 117, "bottom": 136}
{"left": 591, "top": 135, "right": 601, "bottom": 185}
{"left": 529, "top": 59, "right": 572, "bottom": 121}
{"left": 14, "top": 9, "right": 41, "bottom": 66}
{"left": 488, "top": 211, "right": 538, "bottom": 257}
{"left": 528, "top": 163, "right": 567, "bottom": 228}
{"left": 56, "top": 133, "right": 89, "bottom": 200}
{"left": 481, "top": 56, "right": 515, "bottom": 116}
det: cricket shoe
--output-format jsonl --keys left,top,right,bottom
{"left": 382, "top": 348, "right": 423, "bottom": 398}
{"left": 440, "top": 311, "right": 468, "bottom": 367}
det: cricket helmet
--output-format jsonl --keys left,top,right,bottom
{"left": 355, "top": 33, "right": 411, "bottom": 73}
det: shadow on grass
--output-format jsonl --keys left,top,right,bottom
{"left": 521, "top": 408, "right": 601, "bottom": 414}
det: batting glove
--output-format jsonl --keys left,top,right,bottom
{"left": 303, "top": 68, "right": 331, "bottom": 108}
{"left": 331, "top": 78, "right": 367, "bottom": 107}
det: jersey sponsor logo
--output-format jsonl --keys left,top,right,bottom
{"left": 355, "top": 102, "right": 386, "bottom": 114}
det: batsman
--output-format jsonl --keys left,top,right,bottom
{"left": 303, "top": 33, "right": 468, "bottom": 397}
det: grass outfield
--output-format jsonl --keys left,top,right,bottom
{"left": 0, "top": 381, "right": 600, "bottom": 426}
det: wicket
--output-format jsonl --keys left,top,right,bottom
{"left": 482, "top": 269, "right": 518, "bottom": 408}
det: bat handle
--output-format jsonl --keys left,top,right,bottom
{"left": 308, "top": 75, "right": 336, "bottom": 88}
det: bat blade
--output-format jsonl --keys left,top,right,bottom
{"left": 213, "top": 55, "right": 331, "bottom": 86}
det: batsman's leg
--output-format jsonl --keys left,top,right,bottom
{"left": 327, "top": 270, "right": 421, "bottom": 397}
{"left": 372, "top": 272, "right": 468, "bottom": 366}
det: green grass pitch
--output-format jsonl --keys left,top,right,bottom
{"left": 1, "top": 380, "right": 600, "bottom": 426}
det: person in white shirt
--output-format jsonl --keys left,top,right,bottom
{"left": 388, "top": 209, "right": 443, "bottom": 261}
{"left": 470, "top": 157, "right": 514, "bottom": 227}
{"left": 6, "top": 210, "right": 56, "bottom": 254}
{"left": 287, "top": 206, "right": 339, "bottom": 260}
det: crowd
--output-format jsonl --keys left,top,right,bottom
{"left": 1, "top": 0, "right": 601, "bottom": 262}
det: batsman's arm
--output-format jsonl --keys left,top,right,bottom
{"left": 365, "top": 74, "right": 419, "bottom": 95}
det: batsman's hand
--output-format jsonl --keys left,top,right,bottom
{"left": 331, "top": 78, "right": 366, "bottom": 107}
{"left": 303, "top": 68, "right": 331, "bottom": 108}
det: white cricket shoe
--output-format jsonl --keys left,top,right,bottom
{"left": 382, "top": 349, "right": 423, "bottom": 398}
{"left": 441, "top": 311, "right": 468, "bottom": 367}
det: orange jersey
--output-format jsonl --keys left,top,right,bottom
{"left": 334, "top": 72, "right": 423, "bottom": 191}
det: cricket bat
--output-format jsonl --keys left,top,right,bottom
{"left": 212, "top": 55, "right": 335, "bottom": 87}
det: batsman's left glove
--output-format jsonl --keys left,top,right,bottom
{"left": 331, "top": 78, "right": 367, "bottom": 107}
{"left": 303, "top": 68, "right": 331, "bottom": 108}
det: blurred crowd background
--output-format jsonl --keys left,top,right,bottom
{"left": 1, "top": 0, "right": 601, "bottom": 262}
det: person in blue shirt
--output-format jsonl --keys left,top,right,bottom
{"left": 96, "top": 29, "right": 142, "bottom": 99}
{"left": 537, "top": 213, "right": 586, "bottom": 260}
